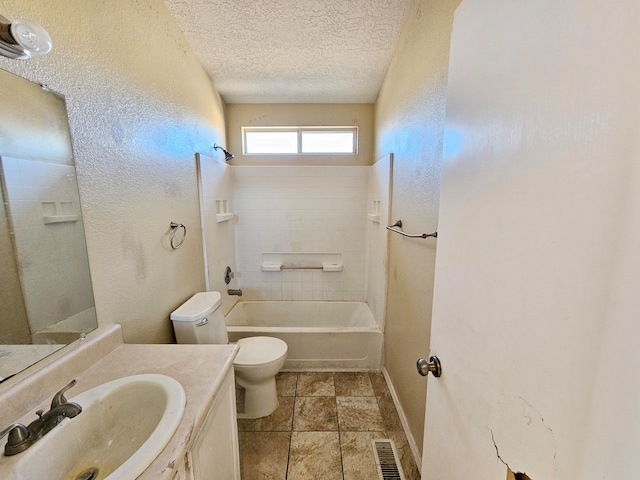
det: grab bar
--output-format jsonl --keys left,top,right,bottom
{"left": 279, "top": 262, "right": 342, "bottom": 272}
{"left": 386, "top": 220, "right": 437, "bottom": 239}
{"left": 281, "top": 266, "right": 323, "bottom": 270}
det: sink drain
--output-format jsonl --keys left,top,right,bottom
{"left": 76, "top": 467, "right": 99, "bottom": 480}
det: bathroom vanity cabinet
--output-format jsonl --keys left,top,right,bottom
{"left": 172, "top": 368, "right": 240, "bottom": 480}
{"left": 0, "top": 326, "right": 240, "bottom": 480}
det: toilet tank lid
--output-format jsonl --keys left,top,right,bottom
{"left": 170, "top": 292, "right": 222, "bottom": 322}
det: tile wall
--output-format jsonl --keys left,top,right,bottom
{"left": 232, "top": 166, "right": 369, "bottom": 301}
{"left": 199, "top": 161, "right": 392, "bottom": 327}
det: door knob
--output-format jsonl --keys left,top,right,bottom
{"left": 417, "top": 356, "right": 442, "bottom": 377}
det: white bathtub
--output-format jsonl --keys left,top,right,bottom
{"left": 225, "top": 301, "right": 383, "bottom": 370}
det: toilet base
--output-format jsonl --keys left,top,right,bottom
{"left": 235, "top": 376, "right": 278, "bottom": 419}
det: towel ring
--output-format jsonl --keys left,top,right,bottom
{"left": 170, "top": 222, "right": 187, "bottom": 250}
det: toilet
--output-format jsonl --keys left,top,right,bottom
{"left": 170, "top": 291, "right": 287, "bottom": 418}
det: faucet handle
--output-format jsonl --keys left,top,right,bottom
{"left": 7, "top": 425, "right": 30, "bottom": 446}
{"left": 0, "top": 423, "right": 25, "bottom": 440}
{"left": 51, "top": 379, "right": 77, "bottom": 409}
{"left": 0, "top": 424, "right": 30, "bottom": 448}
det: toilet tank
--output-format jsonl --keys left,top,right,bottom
{"left": 170, "top": 292, "right": 229, "bottom": 344}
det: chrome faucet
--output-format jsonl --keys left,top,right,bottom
{"left": 227, "top": 288, "right": 243, "bottom": 296}
{"left": 0, "top": 379, "right": 82, "bottom": 456}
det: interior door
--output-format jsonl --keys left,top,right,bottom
{"left": 420, "top": 1, "right": 640, "bottom": 479}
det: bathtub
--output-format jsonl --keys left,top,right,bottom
{"left": 225, "top": 301, "right": 383, "bottom": 370}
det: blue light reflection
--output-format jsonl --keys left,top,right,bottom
{"left": 442, "top": 128, "right": 464, "bottom": 158}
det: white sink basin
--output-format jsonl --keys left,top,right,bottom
{"left": 0, "top": 374, "right": 186, "bottom": 480}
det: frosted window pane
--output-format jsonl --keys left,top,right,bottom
{"left": 301, "top": 131, "right": 354, "bottom": 153}
{"left": 245, "top": 131, "right": 298, "bottom": 154}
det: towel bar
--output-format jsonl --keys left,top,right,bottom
{"left": 386, "top": 220, "right": 437, "bottom": 239}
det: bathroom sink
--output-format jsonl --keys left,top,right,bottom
{"left": 0, "top": 374, "right": 186, "bottom": 480}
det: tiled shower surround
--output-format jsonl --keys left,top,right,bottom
{"left": 198, "top": 158, "right": 391, "bottom": 329}
{"left": 233, "top": 166, "right": 369, "bottom": 301}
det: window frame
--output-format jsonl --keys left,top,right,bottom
{"left": 242, "top": 126, "right": 358, "bottom": 156}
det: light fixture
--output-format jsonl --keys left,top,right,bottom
{"left": 0, "top": 14, "right": 52, "bottom": 60}
{"left": 214, "top": 143, "right": 234, "bottom": 162}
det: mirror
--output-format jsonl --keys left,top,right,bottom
{"left": 0, "top": 68, "right": 97, "bottom": 381}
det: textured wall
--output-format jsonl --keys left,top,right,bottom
{"left": 0, "top": 0, "right": 227, "bottom": 343}
{"left": 226, "top": 103, "right": 374, "bottom": 166}
{"left": 374, "top": 0, "right": 461, "bottom": 458}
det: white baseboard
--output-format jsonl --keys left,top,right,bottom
{"left": 381, "top": 366, "right": 422, "bottom": 475}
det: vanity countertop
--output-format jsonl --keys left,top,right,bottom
{"left": 0, "top": 325, "right": 238, "bottom": 479}
{"left": 71, "top": 343, "right": 238, "bottom": 479}
{"left": 0, "top": 344, "right": 65, "bottom": 381}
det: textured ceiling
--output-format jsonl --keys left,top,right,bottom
{"left": 163, "top": 0, "right": 412, "bottom": 103}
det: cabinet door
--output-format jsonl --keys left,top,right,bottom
{"left": 190, "top": 369, "right": 240, "bottom": 480}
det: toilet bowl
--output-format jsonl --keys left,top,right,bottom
{"left": 234, "top": 336, "right": 288, "bottom": 418}
{"left": 170, "top": 292, "right": 287, "bottom": 418}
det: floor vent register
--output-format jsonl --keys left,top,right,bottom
{"left": 372, "top": 439, "right": 406, "bottom": 480}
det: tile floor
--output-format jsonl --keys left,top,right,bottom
{"left": 237, "top": 371, "right": 420, "bottom": 480}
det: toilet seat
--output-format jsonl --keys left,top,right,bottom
{"left": 234, "top": 336, "right": 287, "bottom": 367}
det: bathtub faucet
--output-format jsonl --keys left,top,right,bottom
{"left": 227, "top": 288, "right": 243, "bottom": 296}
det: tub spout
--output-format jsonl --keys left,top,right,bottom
{"left": 227, "top": 288, "right": 243, "bottom": 296}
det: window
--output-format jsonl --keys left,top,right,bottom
{"left": 243, "top": 127, "right": 357, "bottom": 155}
{"left": 244, "top": 130, "right": 298, "bottom": 154}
